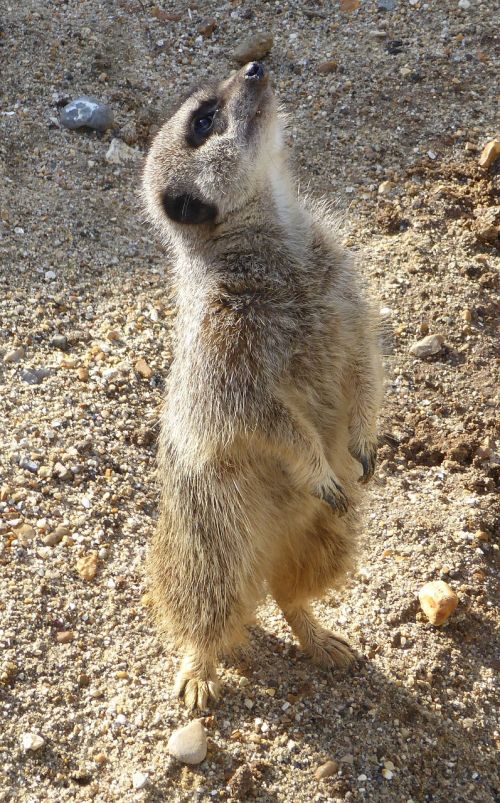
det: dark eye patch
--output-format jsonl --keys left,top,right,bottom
{"left": 186, "top": 97, "right": 223, "bottom": 148}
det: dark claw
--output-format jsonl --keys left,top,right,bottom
{"left": 351, "top": 444, "right": 377, "bottom": 483}
{"left": 313, "top": 481, "right": 349, "bottom": 516}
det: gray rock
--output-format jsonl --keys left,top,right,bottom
{"left": 409, "top": 334, "right": 445, "bottom": 358}
{"left": 21, "top": 368, "right": 52, "bottom": 385}
{"left": 50, "top": 334, "right": 68, "bottom": 350}
{"left": 378, "top": 0, "right": 396, "bottom": 10}
{"left": 167, "top": 719, "right": 207, "bottom": 765}
{"left": 60, "top": 97, "right": 114, "bottom": 132}
{"left": 19, "top": 458, "right": 40, "bottom": 474}
{"left": 233, "top": 33, "right": 273, "bottom": 65}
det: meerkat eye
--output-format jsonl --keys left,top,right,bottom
{"left": 186, "top": 99, "right": 221, "bottom": 147}
{"left": 194, "top": 115, "right": 214, "bottom": 135}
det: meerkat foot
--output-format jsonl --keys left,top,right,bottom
{"left": 304, "top": 627, "right": 355, "bottom": 670}
{"left": 174, "top": 656, "right": 220, "bottom": 710}
{"left": 283, "top": 606, "right": 355, "bottom": 671}
{"left": 313, "top": 474, "right": 348, "bottom": 515}
{"left": 349, "top": 437, "right": 377, "bottom": 483}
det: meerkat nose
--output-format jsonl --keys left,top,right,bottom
{"left": 244, "top": 62, "right": 265, "bottom": 81}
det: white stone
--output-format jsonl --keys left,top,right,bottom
{"left": 409, "top": 334, "right": 444, "bottom": 358}
{"left": 167, "top": 719, "right": 207, "bottom": 765}
{"left": 105, "top": 138, "right": 142, "bottom": 165}
{"left": 21, "top": 733, "right": 45, "bottom": 751}
{"left": 132, "top": 771, "right": 148, "bottom": 789}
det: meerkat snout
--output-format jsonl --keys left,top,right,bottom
{"left": 244, "top": 62, "right": 266, "bottom": 81}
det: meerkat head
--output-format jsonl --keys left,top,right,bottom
{"left": 142, "top": 63, "right": 283, "bottom": 242}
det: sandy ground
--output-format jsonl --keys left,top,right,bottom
{"left": 0, "top": 1, "right": 498, "bottom": 801}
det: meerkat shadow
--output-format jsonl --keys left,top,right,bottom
{"left": 146, "top": 624, "right": 497, "bottom": 802}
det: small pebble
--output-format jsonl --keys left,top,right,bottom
{"left": 105, "top": 138, "right": 142, "bottom": 165}
{"left": 76, "top": 552, "right": 99, "bottom": 581}
{"left": 19, "top": 458, "right": 40, "bottom": 474}
{"left": 132, "top": 771, "right": 148, "bottom": 790}
{"left": 21, "top": 368, "right": 52, "bottom": 385}
{"left": 340, "top": 754, "right": 354, "bottom": 765}
{"left": 409, "top": 334, "right": 444, "bottom": 358}
{"left": 135, "top": 358, "right": 153, "bottom": 379}
{"left": 419, "top": 580, "right": 458, "bottom": 625}
{"left": 50, "top": 334, "right": 68, "bottom": 350}
{"left": 21, "top": 733, "right": 45, "bottom": 752}
{"left": 315, "top": 760, "right": 339, "bottom": 780}
{"left": 167, "top": 719, "right": 207, "bottom": 765}
{"left": 478, "top": 139, "right": 500, "bottom": 169}
{"left": 198, "top": 18, "right": 217, "bottom": 36}
{"left": 458, "top": 0, "right": 470, "bottom": 8}
{"left": 378, "top": 180, "right": 394, "bottom": 195}
{"left": 56, "top": 630, "right": 74, "bottom": 644}
{"left": 317, "top": 60, "right": 338, "bottom": 75}
{"left": 4, "top": 347, "right": 25, "bottom": 364}
{"left": 233, "top": 33, "right": 273, "bottom": 64}
{"left": 60, "top": 97, "right": 113, "bottom": 132}
{"left": 16, "top": 524, "right": 35, "bottom": 546}
{"left": 473, "top": 206, "right": 500, "bottom": 244}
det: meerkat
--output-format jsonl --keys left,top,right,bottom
{"left": 142, "top": 62, "right": 382, "bottom": 710}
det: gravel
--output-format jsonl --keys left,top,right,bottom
{"left": 0, "top": 0, "right": 498, "bottom": 801}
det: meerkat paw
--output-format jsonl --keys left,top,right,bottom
{"left": 283, "top": 606, "right": 356, "bottom": 671}
{"left": 174, "top": 659, "right": 220, "bottom": 710}
{"left": 349, "top": 437, "right": 378, "bottom": 483}
{"left": 313, "top": 474, "right": 348, "bottom": 515}
{"left": 305, "top": 628, "right": 356, "bottom": 671}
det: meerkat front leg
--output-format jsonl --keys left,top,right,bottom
{"left": 261, "top": 399, "right": 349, "bottom": 514}
{"left": 347, "top": 345, "right": 382, "bottom": 483}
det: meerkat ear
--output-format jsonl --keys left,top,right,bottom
{"left": 161, "top": 192, "right": 218, "bottom": 225}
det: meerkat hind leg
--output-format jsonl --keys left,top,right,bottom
{"left": 282, "top": 604, "right": 355, "bottom": 670}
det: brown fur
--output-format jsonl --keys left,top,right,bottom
{"left": 142, "top": 64, "right": 383, "bottom": 709}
